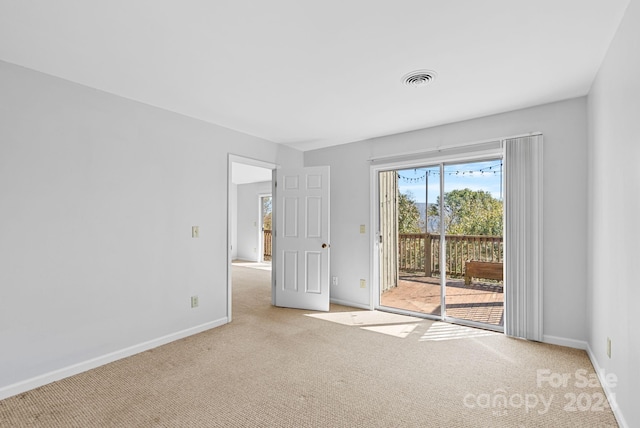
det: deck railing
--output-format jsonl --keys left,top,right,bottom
{"left": 263, "top": 229, "right": 272, "bottom": 260}
{"left": 262, "top": 230, "right": 501, "bottom": 277}
{"left": 399, "top": 233, "right": 503, "bottom": 277}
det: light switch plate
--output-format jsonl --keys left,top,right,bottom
{"left": 192, "top": 226, "right": 199, "bottom": 238}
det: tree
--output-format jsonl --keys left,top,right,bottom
{"left": 398, "top": 191, "right": 423, "bottom": 233}
{"left": 262, "top": 196, "right": 272, "bottom": 230}
{"left": 428, "top": 188, "right": 502, "bottom": 235}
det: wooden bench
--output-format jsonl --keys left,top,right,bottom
{"left": 464, "top": 261, "right": 503, "bottom": 285}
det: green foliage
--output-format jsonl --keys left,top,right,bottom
{"left": 428, "top": 188, "right": 503, "bottom": 236}
{"left": 398, "top": 191, "right": 423, "bottom": 233}
{"left": 262, "top": 196, "right": 272, "bottom": 230}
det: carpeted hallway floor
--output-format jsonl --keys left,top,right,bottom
{"left": 0, "top": 266, "right": 618, "bottom": 427}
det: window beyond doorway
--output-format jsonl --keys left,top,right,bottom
{"left": 260, "top": 195, "right": 272, "bottom": 262}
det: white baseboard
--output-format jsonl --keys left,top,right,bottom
{"left": 585, "top": 344, "right": 628, "bottom": 428}
{"left": 517, "top": 335, "right": 628, "bottom": 427}
{"left": 0, "top": 317, "right": 228, "bottom": 401}
{"left": 330, "top": 298, "right": 371, "bottom": 310}
{"left": 542, "top": 334, "right": 588, "bottom": 350}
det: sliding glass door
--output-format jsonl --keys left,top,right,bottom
{"left": 379, "top": 166, "right": 441, "bottom": 317}
{"left": 440, "top": 160, "right": 504, "bottom": 328}
{"left": 377, "top": 156, "right": 505, "bottom": 331}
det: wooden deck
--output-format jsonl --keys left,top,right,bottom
{"left": 380, "top": 274, "right": 504, "bottom": 327}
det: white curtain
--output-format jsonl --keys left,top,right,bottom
{"left": 504, "top": 134, "right": 544, "bottom": 341}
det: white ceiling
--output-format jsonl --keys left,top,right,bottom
{"left": 0, "top": 1, "right": 630, "bottom": 152}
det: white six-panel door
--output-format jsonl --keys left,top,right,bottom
{"left": 274, "top": 166, "right": 330, "bottom": 311}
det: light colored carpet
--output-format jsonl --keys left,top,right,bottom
{"left": 0, "top": 266, "right": 618, "bottom": 427}
{"left": 231, "top": 260, "right": 272, "bottom": 271}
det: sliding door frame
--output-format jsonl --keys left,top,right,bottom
{"left": 370, "top": 141, "right": 505, "bottom": 329}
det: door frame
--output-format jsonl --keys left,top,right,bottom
{"left": 369, "top": 141, "right": 505, "bottom": 328}
{"left": 227, "top": 154, "right": 277, "bottom": 322}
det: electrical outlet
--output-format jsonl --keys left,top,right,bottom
{"left": 360, "top": 279, "right": 366, "bottom": 288}
{"left": 191, "top": 296, "right": 199, "bottom": 308}
{"left": 359, "top": 224, "right": 366, "bottom": 234}
{"left": 607, "top": 337, "right": 611, "bottom": 358}
{"left": 332, "top": 276, "right": 338, "bottom": 286}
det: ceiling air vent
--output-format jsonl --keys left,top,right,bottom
{"left": 402, "top": 70, "right": 437, "bottom": 88}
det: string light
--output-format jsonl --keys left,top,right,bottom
{"left": 396, "top": 162, "right": 503, "bottom": 183}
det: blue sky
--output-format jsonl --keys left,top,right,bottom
{"left": 397, "top": 160, "right": 503, "bottom": 204}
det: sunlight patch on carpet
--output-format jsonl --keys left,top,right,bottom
{"left": 360, "top": 323, "right": 419, "bottom": 338}
{"left": 305, "top": 310, "right": 423, "bottom": 326}
{"left": 420, "top": 321, "right": 499, "bottom": 341}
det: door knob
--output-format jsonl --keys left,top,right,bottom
{"left": 322, "top": 243, "right": 330, "bottom": 249}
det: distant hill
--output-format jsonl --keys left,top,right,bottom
{"left": 415, "top": 202, "right": 431, "bottom": 220}
{"left": 415, "top": 203, "right": 437, "bottom": 232}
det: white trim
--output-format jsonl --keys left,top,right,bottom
{"left": 368, "top": 132, "right": 541, "bottom": 164}
{"left": 330, "top": 298, "right": 372, "bottom": 310}
{"left": 369, "top": 166, "right": 380, "bottom": 310}
{"left": 368, "top": 142, "right": 504, "bottom": 310}
{"left": 538, "top": 330, "right": 628, "bottom": 427}
{"left": 369, "top": 143, "right": 503, "bottom": 170}
{"left": 586, "top": 344, "right": 628, "bottom": 428}
{"left": 542, "top": 335, "right": 588, "bottom": 350}
{"left": 228, "top": 154, "right": 280, "bottom": 171}
{"left": 271, "top": 169, "right": 277, "bottom": 306}
{"left": 439, "top": 163, "right": 446, "bottom": 317}
{"left": 0, "top": 318, "right": 228, "bottom": 401}
{"left": 369, "top": 142, "right": 505, "bottom": 319}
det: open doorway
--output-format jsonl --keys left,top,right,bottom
{"left": 228, "top": 155, "right": 276, "bottom": 322}
{"left": 376, "top": 153, "right": 504, "bottom": 332}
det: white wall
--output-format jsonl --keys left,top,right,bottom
{"left": 305, "top": 97, "right": 589, "bottom": 343}
{"left": 587, "top": 0, "right": 639, "bottom": 426}
{"left": 236, "top": 181, "right": 272, "bottom": 261}
{"left": 0, "top": 60, "right": 302, "bottom": 398}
